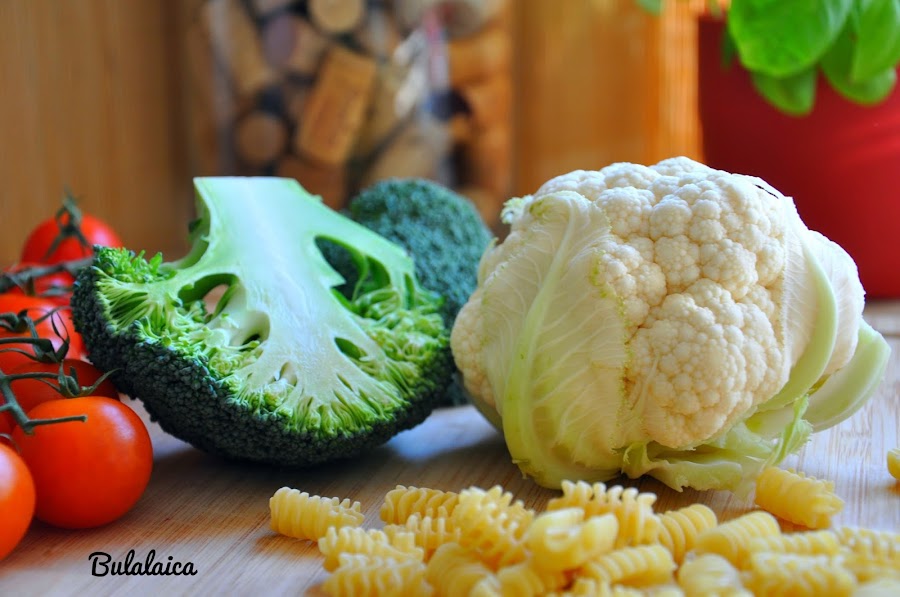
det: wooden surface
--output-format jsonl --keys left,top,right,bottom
{"left": 1, "top": 302, "right": 897, "bottom": 594}
{"left": 0, "top": 0, "right": 194, "bottom": 264}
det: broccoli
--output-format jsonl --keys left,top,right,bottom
{"left": 320, "top": 179, "right": 494, "bottom": 407}
{"left": 70, "top": 177, "right": 453, "bottom": 467}
{"left": 339, "top": 178, "right": 493, "bottom": 329}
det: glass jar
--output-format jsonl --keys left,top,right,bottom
{"left": 179, "top": 0, "right": 513, "bottom": 223}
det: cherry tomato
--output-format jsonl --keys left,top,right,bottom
{"left": 12, "top": 397, "right": 152, "bottom": 529}
{"left": 0, "top": 295, "right": 86, "bottom": 370}
{"left": 21, "top": 212, "right": 122, "bottom": 265}
{"left": 0, "top": 443, "right": 36, "bottom": 560}
{"left": 3, "top": 262, "right": 75, "bottom": 306}
{"left": 6, "top": 359, "right": 119, "bottom": 418}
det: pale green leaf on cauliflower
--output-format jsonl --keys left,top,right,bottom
{"left": 451, "top": 157, "right": 891, "bottom": 492}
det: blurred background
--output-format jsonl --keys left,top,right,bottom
{"left": 0, "top": 0, "right": 712, "bottom": 265}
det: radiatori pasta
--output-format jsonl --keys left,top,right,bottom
{"left": 267, "top": 476, "right": 899, "bottom": 596}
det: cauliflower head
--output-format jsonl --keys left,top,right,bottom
{"left": 451, "top": 157, "right": 890, "bottom": 492}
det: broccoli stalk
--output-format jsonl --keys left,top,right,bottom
{"left": 71, "top": 177, "right": 452, "bottom": 466}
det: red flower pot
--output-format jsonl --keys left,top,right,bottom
{"left": 697, "top": 16, "right": 900, "bottom": 298}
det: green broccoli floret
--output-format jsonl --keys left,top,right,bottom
{"left": 70, "top": 177, "right": 453, "bottom": 467}
{"left": 340, "top": 178, "right": 493, "bottom": 329}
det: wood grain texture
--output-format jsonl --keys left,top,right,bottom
{"left": 0, "top": 0, "right": 192, "bottom": 266}
{"left": 2, "top": 303, "right": 897, "bottom": 593}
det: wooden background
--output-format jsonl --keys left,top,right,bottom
{"left": 0, "top": 0, "right": 703, "bottom": 265}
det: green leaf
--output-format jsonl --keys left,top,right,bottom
{"left": 728, "top": 0, "right": 853, "bottom": 76}
{"left": 822, "top": 15, "right": 899, "bottom": 104}
{"left": 634, "top": 0, "right": 663, "bottom": 15}
{"left": 851, "top": 0, "right": 900, "bottom": 82}
{"left": 750, "top": 69, "right": 818, "bottom": 115}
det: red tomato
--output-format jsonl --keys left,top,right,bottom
{"left": 0, "top": 443, "right": 36, "bottom": 560}
{"left": 7, "top": 359, "right": 119, "bottom": 419}
{"left": 3, "top": 262, "right": 75, "bottom": 306}
{"left": 21, "top": 212, "right": 122, "bottom": 265}
{"left": 0, "top": 295, "right": 86, "bottom": 370}
{"left": 12, "top": 397, "right": 152, "bottom": 529}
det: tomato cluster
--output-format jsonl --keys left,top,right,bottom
{"left": 0, "top": 199, "right": 152, "bottom": 561}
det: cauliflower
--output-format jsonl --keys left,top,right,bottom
{"left": 451, "top": 157, "right": 890, "bottom": 492}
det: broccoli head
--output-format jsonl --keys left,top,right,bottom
{"left": 71, "top": 177, "right": 453, "bottom": 466}
{"left": 340, "top": 178, "right": 493, "bottom": 329}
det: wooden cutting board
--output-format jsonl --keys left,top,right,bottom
{"left": 2, "top": 305, "right": 898, "bottom": 594}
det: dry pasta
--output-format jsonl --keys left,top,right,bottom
{"left": 753, "top": 467, "right": 844, "bottom": 529}
{"left": 676, "top": 553, "right": 749, "bottom": 597}
{"left": 381, "top": 485, "right": 460, "bottom": 525}
{"left": 525, "top": 508, "right": 619, "bottom": 571}
{"left": 386, "top": 510, "right": 462, "bottom": 557}
{"left": 450, "top": 485, "right": 535, "bottom": 568}
{"left": 269, "top": 486, "right": 363, "bottom": 541}
{"left": 693, "top": 510, "right": 780, "bottom": 566}
{"left": 888, "top": 448, "right": 900, "bottom": 481}
{"left": 580, "top": 544, "right": 676, "bottom": 587}
{"left": 657, "top": 504, "right": 718, "bottom": 564}
{"left": 269, "top": 475, "right": 899, "bottom": 595}
{"left": 425, "top": 542, "right": 494, "bottom": 597}
{"left": 548, "top": 480, "right": 661, "bottom": 547}
{"left": 318, "top": 526, "right": 423, "bottom": 572}
{"left": 744, "top": 529, "right": 841, "bottom": 563}
{"left": 742, "top": 553, "right": 857, "bottom": 597}
{"left": 322, "top": 554, "right": 432, "bottom": 597}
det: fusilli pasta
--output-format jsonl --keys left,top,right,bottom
{"left": 742, "top": 552, "right": 857, "bottom": 596}
{"left": 693, "top": 510, "right": 780, "bottom": 566}
{"left": 580, "top": 544, "right": 676, "bottom": 587}
{"left": 425, "top": 542, "right": 494, "bottom": 597}
{"left": 676, "top": 553, "right": 749, "bottom": 597}
{"left": 525, "top": 508, "right": 619, "bottom": 571}
{"left": 381, "top": 485, "right": 460, "bottom": 525}
{"left": 318, "top": 526, "right": 423, "bottom": 572}
{"left": 548, "top": 480, "right": 661, "bottom": 547}
{"left": 450, "top": 485, "right": 535, "bottom": 568}
{"left": 269, "top": 486, "right": 363, "bottom": 541}
{"left": 657, "top": 504, "right": 718, "bottom": 564}
{"left": 753, "top": 467, "right": 844, "bottom": 529}
{"left": 888, "top": 448, "right": 900, "bottom": 481}
{"left": 322, "top": 554, "right": 432, "bottom": 597}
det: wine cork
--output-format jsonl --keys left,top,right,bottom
{"left": 308, "top": 0, "right": 366, "bottom": 34}
{"left": 295, "top": 45, "right": 378, "bottom": 165}
{"left": 360, "top": 116, "right": 451, "bottom": 188}
{"left": 353, "top": 63, "right": 415, "bottom": 159}
{"left": 447, "top": 24, "right": 512, "bottom": 87}
{"left": 262, "top": 14, "right": 331, "bottom": 77}
{"left": 200, "top": 0, "right": 278, "bottom": 98}
{"left": 353, "top": 6, "right": 402, "bottom": 60}
{"left": 462, "top": 123, "right": 511, "bottom": 199}
{"left": 234, "top": 111, "right": 289, "bottom": 167}
{"left": 395, "top": 0, "right": 505, "bottom": 37}
{"left": 276, "top": 154, "right": 348, "bottom": 210}
{"left": 248, "top": 0, "right": 296, "bottom": 18}
{"left": 283, "top": 81, "right": 311, "bottom": 125}
{"left": 457, "top": 75, "right": 512, "bottom": 130}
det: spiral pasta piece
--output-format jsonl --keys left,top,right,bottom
{"left": 380, "top": 486, "right": 460, "bottom": 525}
{"left": 322, "top": 554, "right": 432, "bottom": 597}
{"left": 548, "top": 481, "right": 661, "bottom": 547}
{"left": 753, "top": 467, "right": 844, "bottom": 529}
{"left": 580, "top": 544, "right": 676, "bottom": 587}
{"left": 693, "top": 510, "right": 780, "bottom": 566}
{"left": 657, "top": 504, "right": 718, "bottom": 564}
{"left": 451, "top": 485, "right": 535, "bottom": 568}
{"left": 269, "top": 487, "right": 363, "bottom": 541}
{"left": 525, "top": 508, "right": 619, "bottom": 571}
{"left": 836, "top": 527, "right": 900, "bottom": 561}
{"left": 425, "top": 542, "right": 494, "bottom": 597}
{"left": 318, "top": 526, "right": 423, "bottom": 572}
{"left": 744, "top": 529, "right": 840, "bottom": 565}
{"left": 676, "top": 553, "right": 749, "bottom": 597}
{"left": 742, "top": 553, "right": 857, "bottom": 596}
{"left": 470, "top": 559, "right": 570, "bottom": 597}
{"left": 385, "top": 510, "right": 462, "bottom": 557}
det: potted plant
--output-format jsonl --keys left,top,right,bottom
{"left": 642, "top": 0, "right": 900, "bottom": 298}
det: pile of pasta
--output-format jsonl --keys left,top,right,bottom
{"left": 268, "top": 466, "right": 900, "bottom": 596}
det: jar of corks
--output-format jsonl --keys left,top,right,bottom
{"left": 180, "top": 0, "right": 513, "bottom": 226}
